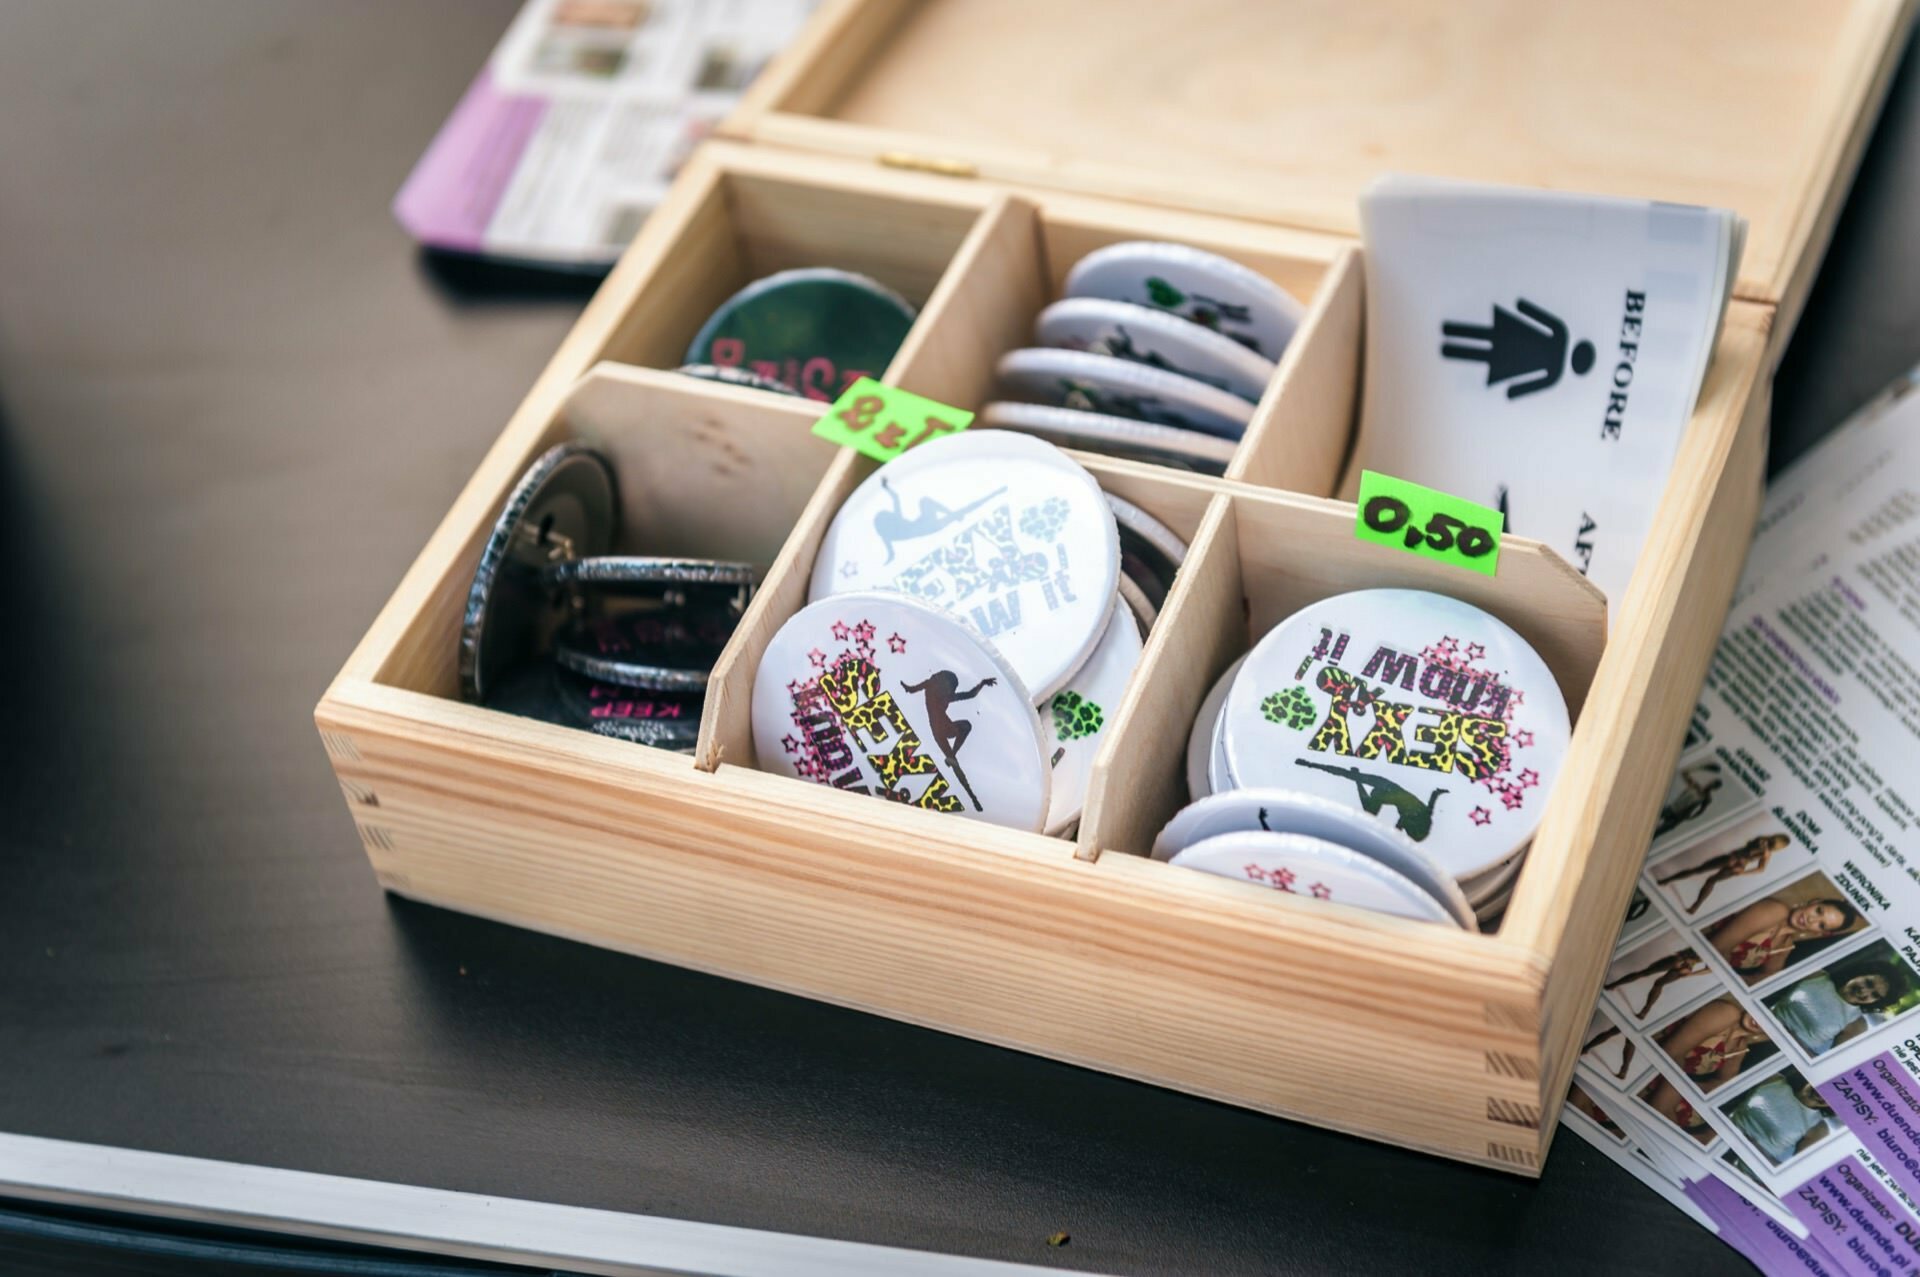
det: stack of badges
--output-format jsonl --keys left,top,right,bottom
{"left": 678, "top": 267, "right": 918, "bottom": 401}
{"left": 980, "top": 241, "right": 1304, "bottom": 474}
{"left": 458, "top": 442, "right": 760, "bottom": 752}
{"left": 753, "top": 432, "right": 1185, "bottom": 836}
{"left": 1165, "top": 588, "right": 1571, "bottom": 928}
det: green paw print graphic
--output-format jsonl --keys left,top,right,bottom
{"left": 1050, "top": 690, "right": 1105, "bottom": 742}
{"left": 1145, "top": 275, "right": 1188, "bottom": 308}
{"left": 1261, "top": 686, "right": 1317, "bottom": 730}
{"left": 1020, "top": 496, "right": 1070, "bottom": 542}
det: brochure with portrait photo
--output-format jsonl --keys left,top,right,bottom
{"left": 1559, "top": 369, "right": 1920, "bottom": 1275}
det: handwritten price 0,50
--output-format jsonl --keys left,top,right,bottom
{"left": 837, "top": 394, "right": 961, "bottom": 453}
{"left": 1361, "top": 494, "right": 1497, "bottom": 558}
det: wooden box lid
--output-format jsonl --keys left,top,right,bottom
{"left": 729, "top": 0, "right": 1912, "bottom": 320}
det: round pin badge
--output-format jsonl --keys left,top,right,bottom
{"left": 751, "top": 592, "right": 1051, "bottom": 831}
{"left": 553, "top": 647, "right": 710, "bottom": 694}
{"left": 542, "top": 557, "right": 758, "bottom": 590}
{"left": 1116, "top": 572, "right": 1157, "bottom": 633}
{"left": 481, "top": 660, "right": 576, "bottom": 726}
{"left": 979, "top": 402, "right": 1236, "bottom": 475}
{"left": 1475, "top": 884, "right": 1517, "bottom": 924}
{"left": 809, "top": 430, "right": 1120, "bottom": 702}
{"left": 1042, "top": 600, "right": 1145, "bottom": 834}
{"left": 675, "top": 363, "right": 801, "bottom": 396}
{"left": 1104, "top": 492, "right": 1189, "bottom": 573}
{"left": 1168, "top": 831, "right": 1458, "bottom": 925}
{"left": 1186, "top": 656, "right": 1245, "bottom": 802}
{"left": 1108, "top": 493, "right": 1185, "bottom": 615}
{"left": 1120, "top": 549, "right": 1169, "bottom": 616}
{"left": 483, "top": 661, "right": 703, "bottom": 752}
{"left": 1062, "top": 241, "right": 1306, "bottom": 361}
{"left": 684, "top": 267, "right": 917, "bottom": 402}
{"left": 1035, "top": 297, "right": 1278, "bottom": 402}
{"left": 555, "top": 609, "right": 736, "bottom": 677}
{"left": 460, "top": 443, "right": 619, "bottom": 704}
{"left": 1150, "top": 789, "right": 1475, "bottom": 927}
{"left": 1208, "top": 696, "right": 1235, "bottom": 796}
{"left": 997, "top": 348, "right": 1254, "bottom": 439}
{"left": 1218, "top": 589, "right": 1572, "bottom": 882}
{"left": 1462, "top": 851, "right": 1526, "bottom": 908}
{"left": 592, "top": 716, "right": 703, "bottom": 751}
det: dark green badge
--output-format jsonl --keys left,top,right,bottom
{"left": 684, "top": 267, "right": 917, "bottom": 403}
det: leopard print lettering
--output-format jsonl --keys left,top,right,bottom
{"left": 1453, "top": 714, "right": 1508, "bottom": 781}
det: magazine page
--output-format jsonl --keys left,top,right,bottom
{"left": 395, "top": 0, "right": 817, "bottom": 267}
{"left": 1594, "top": 521, "right": 1920, "bottom": 1273}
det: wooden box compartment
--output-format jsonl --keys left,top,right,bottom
{"left": 318, "top": 0, "right": 1911, "bottom": 1171}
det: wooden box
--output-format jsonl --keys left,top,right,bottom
{"left": 317, "top": 0, "right": 1912, "bottom": 1171}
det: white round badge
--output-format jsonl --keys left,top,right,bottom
{"left": 1168, "top": 831, "right": 1457, "bottom": 925}
{"left": 1462, "top": 850, "right": 1526, "bottom": 907}
{"left": 809, "top": 431, "right": 1120, "bottom": 703}
{"left": 1104, "top": 492, "right": 1189, "bottom": 571}
{"left": 1219, "top": 589, "right": 1571, "bottom": 881}
{"left": 979, "top": 402, "right": 1238, "bottom": 475}
{"left": 1042, "top": 599, "right": 1145, "bottom": 834}
{"left": 1062, "top": 241, "right": 1306, "bottom": 361}
{"left": 1208, "top": 677, "right": 1235, "bottom": 796}
{"left": 1150, "top": 789, "right": 1474, "bottom": 928}
{"left": 997, "top": 348, "right": 1255, "bottom": 440}
{"left": 751, "top": 592, "right": 1051, "bottom": 832}
{"left": 1186, "top": 656, "right": 1245, "bottom": 802}
{"left": 1035, "top": 298, "right": 1279, "bottom": 403}
{"left": 1116, "top": 573, "right": 1157, "bottom": 633}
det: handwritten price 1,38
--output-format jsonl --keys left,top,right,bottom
{"left": 811, "top": 377, "right": 975, "bottom": 464}
{"left": 1353, "top": 470, "right": 1503, "bottom": 577}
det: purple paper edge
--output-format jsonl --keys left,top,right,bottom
{"left": 393, "top": 67, "right": 547, "bottom": 253}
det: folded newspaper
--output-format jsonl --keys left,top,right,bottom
{"left": 1564, "top": 364, "right": 1920, "bottom": 1276}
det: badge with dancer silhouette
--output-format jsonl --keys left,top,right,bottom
{"left": 1038, "top": 603, "right": 1144, "bottom": 834}
{"left": 870, "top": 474, "right": 1006, "bottom": 566}
{"left": 1292, "top": 760, "right": 1447, "bottom": 843}
{"left": 1032, "top": 297, "right": 1278, "bottom": 402}
{"left": 810, "top": 431, "right": 1120, "bottom": 701}
{"left": 751, "top": 592, "right": 1052, "bottom": 832}
{"left": 899, "top": 669, "right": 998, "bottom": 811}
{"left": 1217, "top": 588, "right": 1572, "bottom": 881}
{"left": 1164, "top": 829, "right": 1461, "bottom": 924}
{"left": 1060, "top": 240, "right": 1305, "bottom": 360}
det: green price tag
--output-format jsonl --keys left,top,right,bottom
{"left": 811, "top": 377, "right": 973, "bottom": 463}
{"left": 1353, "top": 470, "right": 1503, "bottom": 577}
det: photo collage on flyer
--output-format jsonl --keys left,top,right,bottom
{"left": 1565, "top": 369, "right": 1920, "bottom": 1275}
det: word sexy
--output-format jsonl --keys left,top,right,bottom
{"left": 1290, "top": 635, "right": 1513, "bottom": 779}
{"left": 790, "top": 656, "right": 962, "bottom": 812}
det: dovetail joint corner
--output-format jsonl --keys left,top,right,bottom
{"left": 1488, "top": 1098, "right": 1542, "bottom": 1129}
{"left": 1487, "top": 1141, "right": 1540, "bottom": 1170}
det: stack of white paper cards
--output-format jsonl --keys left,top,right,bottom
{"left": 1562, "top": 366, "right": 1920, "bottom": 1276}
{"left": 1353, "top": 175, "right": 1747, "bottom": 609}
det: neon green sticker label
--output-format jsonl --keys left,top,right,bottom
{"left": 1353, "top": 470, "right": 1503, "bottom": 577}
{"left": 811, "top": 377, "right": 973, "bottom": 463}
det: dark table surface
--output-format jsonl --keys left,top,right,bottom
{"left": 3, "top": 4, "right": 1918, "bottom": 1275}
